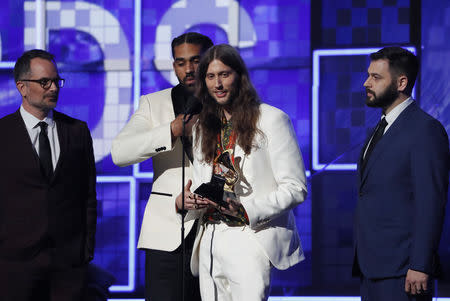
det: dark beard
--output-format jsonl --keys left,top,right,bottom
{"left": 365, "top": 81, "right": 399, "bottom": 109}
{"left": 182, "top": 79, "right": 195, "bottom": 93}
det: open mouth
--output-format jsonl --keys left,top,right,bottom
{"left": 215, "top": 91, "right": 227, "bottom": 98}
{"left": 185, "top": 77, "right": 195, "bottom": 84}
{"left": 366, "top": 90, "right": 374, "bottom": 97}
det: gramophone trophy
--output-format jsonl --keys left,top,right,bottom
{"left": 193, "top": 149, "right": 240, "bottom": 209}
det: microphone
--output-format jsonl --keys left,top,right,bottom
{"left": 184, "top": 95, "right": 202, "bottom": 116}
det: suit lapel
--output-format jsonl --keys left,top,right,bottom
{"left": 233, "top": 143, "right": 246, "bottom": 175}
{"left": 358, "top": 133, "right": 372, "bottom": 181}
{"left": 51, "top": 111, "right": 67, "bottom": 183}
{"left": 11, "top": 110, "right": 42, "bottom": 170}
{"left": 170, "top": 86, "right": 195, "bottom": 163}
{"left": 157, "top": 88, "right": 176, "bottom": 124}
{"left": 194, "top": 128, "right": 246, "bottom": 185}
{"left": 360, "top": 103, "right": 417, "bottom": 187}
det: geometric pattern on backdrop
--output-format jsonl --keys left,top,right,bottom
{"left": 312, "top": 47, "right": 415, "bottom": 171}
{"left": 24, "top": 0, "right": 132, "bottom": 163}
{"left": 321, "top": 0, "right": 410, "bottom": 46}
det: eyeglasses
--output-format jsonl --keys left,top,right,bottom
{"left": 19, "top": 77, "right": 65, "bottom": 89}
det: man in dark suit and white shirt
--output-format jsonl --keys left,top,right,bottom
{"left": 0, "top": 49, "right": 97, "bottom": 300}
{"left": 353, "top": 46, "right": 449, "bottom": 301}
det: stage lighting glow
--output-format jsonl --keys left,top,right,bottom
{"left": 97, "top": 176, "right": 136, "bottom": 292}
{"left": 106, "top": 297, "right": 450, "bottom": 301}
{"left": 35, "top": 0, "right": 45, "bottom": 49}
{"left": 133, "top": 164, "right": 154, "bottom": 179}
{"left": 0, "top": 62, "right": 15, "bottom": 69}
{"left": 133, "top": 0, "right": 141, "bottom": 112}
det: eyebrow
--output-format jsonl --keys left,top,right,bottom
{"left": 174, "top": 55, "right": 201, "bottom": 62}
{"left": 207, "top": 69, "right": 233, "bottom": 74}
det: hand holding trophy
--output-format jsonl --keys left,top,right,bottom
{"left": 194, "top": 149, "right": 240, "bottom": 210}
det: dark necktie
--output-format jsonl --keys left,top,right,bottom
{"left": 362, "top": 117, "right": 388, "bottom": 172}
{"left": 38, "top": 121, "right": 53, "bottom": 179}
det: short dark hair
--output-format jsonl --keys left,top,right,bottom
{"left": 171, "top": 32, "right": 213, "bottom": 58}
{"left": 14, "top": 49, "right": 56, "bottom": 82}
{"left": 369, "top": 46, "right": 419, "bottom": 96}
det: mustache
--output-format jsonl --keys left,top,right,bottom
{"left": 45, "top": 93, "right": 58, "bottom": 100}
{"left": 365, "top": 88, "right": 375, "bottom": 95}
{"left": 184, "top": 73, "right": 195, "bottom": 81}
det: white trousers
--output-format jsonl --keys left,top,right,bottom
{"left": 198, "top": 222, "right": 272, "bottom": 301}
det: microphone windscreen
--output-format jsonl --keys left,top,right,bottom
{"left": 185, "top": 95, "right": 203, "bottom": 115}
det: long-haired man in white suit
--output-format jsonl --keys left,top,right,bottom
{"left": 176, "top": 44, "right": 307, "bottom": 301}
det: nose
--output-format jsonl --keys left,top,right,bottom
{"left": 215, "top": 76, "right": 222, "bottom": 89}
{"left": 363, "top": 77, "right": 370, "bottom": 88}
{"left": 49, "top": 79, "right": 59, "bottom": 91}
{"left": 185, "top": 61, "right": 194, "bottom": 74}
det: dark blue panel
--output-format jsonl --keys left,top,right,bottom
{"left": 318, "top": 55, "right": 381, "bottom": 165}
{"left": 321, "top": 0, "right": 410, "bottom": 46}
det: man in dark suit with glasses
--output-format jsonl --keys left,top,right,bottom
{"left": 0, "top": 49, "right": 97, "bottom": 300}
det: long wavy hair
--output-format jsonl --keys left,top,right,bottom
{"left": 195, "top": 44, "right": 262, "bottom": 163}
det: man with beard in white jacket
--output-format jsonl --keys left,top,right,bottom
{"left": 112, "top": 32, "right": 212, "bottom": 301}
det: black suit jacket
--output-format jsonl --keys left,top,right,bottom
{"left": 0, "top": 109, "right": 97, "bottom": 267}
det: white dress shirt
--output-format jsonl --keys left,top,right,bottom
{"left": 383, "top": 97, "right": 414, "bottom": 132}
{"left": 20, "top": 105, "right": 60, "bottom": 170}
{"left": 363, "top": 97, "right": 414, "bottom": 159}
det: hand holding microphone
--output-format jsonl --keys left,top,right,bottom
{"left": 170, "top": 95, "right": 202, "bottom": 138}
{"left": 183, "top": 95, "right": 202, "bottom": 123}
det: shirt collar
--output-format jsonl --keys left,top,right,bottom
{"left": 20, "top": 105, "right": 55, "bottom": 130}
{"left": 383, "top": 97, "right": 414, "bottom": 125}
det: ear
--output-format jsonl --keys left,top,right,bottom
{"left": 396, "top": 75, "right": 408, "bottom": 93}
{"left": 16, "top": 81, "right": 27, "bottom": 98}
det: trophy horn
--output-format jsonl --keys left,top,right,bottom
{"left": 215, "top": 149, "right": 240, "bottom": 192}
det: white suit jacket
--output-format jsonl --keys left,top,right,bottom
{"left": 189, "top": 103, "right": 307, "bottom": 275}
{"left": 111, "top": 88, "right": 195, "bottom": 251}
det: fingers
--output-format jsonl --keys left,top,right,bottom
{"left": 422, "top": 281, "right": 428, "bottom": 292}
{"left": 170, "top": 115, "right": 184, "bottom": 137}
{"left": 205, "top": 197, "right": 240, "bottom": 217}
{"left": 405, "top": 273, "right": 428, "bottom": 295}
{"left": 413, "top": 281, "right": 426, "bottom": 295}
{"left": 203, "top": 198, "right": 226, "bottom": 213}
{"left": 185, "top": 115, "right": 198, "bottom": 135}
{"left": 185, "top": 192, "right": 208, "bottom": 210}
{"left": 410, "top": 282, "right": 417, "bottom": 295}
{"left": 204, "top": 199, "right": 229, "bottom": 213}
{"left": 405, "top": 280, "right": 420, "bottom": 295}
{"left": 205, "top": 198, "right": 219, "bottom": 208}
{"left": 185, "top": 179, "right": 192, "bottom": 192}
{"left": 176, "top": 180, "right": 209, "bottom": 211}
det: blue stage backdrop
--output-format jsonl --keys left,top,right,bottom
{"left": 0, "top": 0, "right": 449, "bottom": 298}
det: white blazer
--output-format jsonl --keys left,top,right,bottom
{"left": 189, "top": 103, "right": 307, "bottom": 275}
{"left": 111, "top": 88, "right": 195, "bottom": 251}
